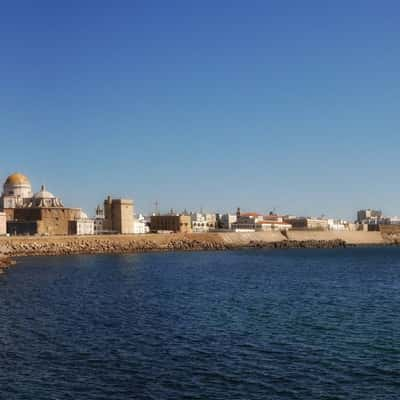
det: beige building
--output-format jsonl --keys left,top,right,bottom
{"left": 256, "top": 220, "right": 292, "bottom": 232}
{"left": 150, "top": 215, "right": 192, "bottom": 233}
{"left": 8, "top": 185, "right": 82, "bottom": 235}
{"left": 103, "top": 196, "right": 134, "bottom": 234}
{"left": 0, "top": 211, "right": 6, "bottom": 235}
{"left": 10, "top": 206, "right": 82, "bottom": 236}
{"left": 286, "top": 217, "right": 329, "bottom": 230}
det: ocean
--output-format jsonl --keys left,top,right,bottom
{"left": 1, "top": 248, "right": 399, "bottom": 399}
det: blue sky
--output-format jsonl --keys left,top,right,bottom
{"left": 1, "top": 1, "right": 399, "bottom": 219}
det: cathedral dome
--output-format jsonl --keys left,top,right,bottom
{"left": 3, "top": 172, "right": 33, "bottom": 204}
{"left": 33, "top": 185, "right": 55, "bottom": 199}
{"left": 5, "top": 173, "right": 30, "bottom": 186}
{"left": 27, "top": 185, "right": 64, "bottom": 208}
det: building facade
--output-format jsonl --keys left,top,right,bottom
{"left": 1, "top": 173, "right": 91, "bottom": 236}
{"left": 133, "top": 214, "right": 148, "bottom": 234}
{"left": 10, "top": 205, "right": 82, "bottom": 236}
{"left": 93, "top": 205, "right": 105, "bottom": 234}
{"left": 256, "top": 220, "right": 292, "bottom": 231}
{"left": 220, "top": 214, "right": 237, "bottom": 230}
{"left": 191, "top": 212, "right": 217, "bottom": 233}
{"left": 356, "top": 209, "right": 383, "bottom": 224}
{"left": 150, "top": 215, "right": 192, "bottom": 233}
{"left": 0, "top": 212, "right": 6, "bottom": 235}
{"left": 103, "top": 196, "right": 134, "bottom": 234}
{"left": 68, "top": 211, "right": 95, "bottom": 235}
{"left": 285, "top": 217, "right": 329, "bottom": 230}
{"left": 231, "top": 209, "right": 265, "bottom": 231}
{"left": 327, "top": 219, "right": 356, "bottom": 231}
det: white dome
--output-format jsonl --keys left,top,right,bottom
{"left": 33, "top": 185, "right": 55, "bottom": 199}
{"left": 26, "top": 185, "right": 64, "bottom": 208}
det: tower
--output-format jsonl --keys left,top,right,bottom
{"left": 103, "top": 196, "right": 134, "bottom": 234}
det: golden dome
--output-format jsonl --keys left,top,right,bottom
{"left": 5, "top": 173, "right": 31, "bottom": 186}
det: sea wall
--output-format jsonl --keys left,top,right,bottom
{"left": 379, "top": 225, "right": 400, "bottom": 244}
{"left": 0, "top": 234, "right": 226, "bottom": 257}
{"left": 286, "top": 230, "right": 385, "bottom": 245}
{"left": 0, "top": 230, "right": 388, "bottom": 258}
{"left": 217, "top": 231, "right": 286, "bottom": 245}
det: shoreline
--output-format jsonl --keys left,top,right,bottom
{"left": 0, "top": 256, "right": 16, "bottom": 273}
{"left": 0, "top": 231, "right": 398, "bottom": 261}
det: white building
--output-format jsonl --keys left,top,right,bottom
{"left": 191, "top": 213, "right": 208, "bottom": 232}
{"left": 327, "top": 219, "right": 358, "bottom": 231}
{"left": 231, "top": 210, "right": 293, "bottom": 232}
{"left": 256, "top": 220, "right": 292, "bottom": 232}
{"left": 389, "top": 216, "right": 400, "bottom": 225}
{"left": 133, "top": 214, "right": 148, "bottom": 234}
{"left": 191, "top": 212, "right": 217, "bottom": 232}
{"left": 327, "top": 219, "right": 347, "bottom": 231}
{"left": 94, "top": 205, "right": 105, "bottom": 234}
{"left": 75, "top": 219, "right": 95, "bottom": 235}
{"left": 71, "top": 211, "right": 95, "bottom": 235}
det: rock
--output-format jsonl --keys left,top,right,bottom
{"left": 0, "top": 256, "right": 16, "bottom": 269}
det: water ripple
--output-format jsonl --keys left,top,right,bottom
{"left": 1, "top": 248, "right": 400, "bottom": 399}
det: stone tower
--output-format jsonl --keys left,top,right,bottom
{"left": 103, "top": 196, "right": 134, "bottom": 234}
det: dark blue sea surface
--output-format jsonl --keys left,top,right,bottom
{"left": 1, "top": 248, "right": 400, "bottom": 399}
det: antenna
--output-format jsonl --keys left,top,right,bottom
{"left": 154, "top": 200, "right": 159, "bottom": 215}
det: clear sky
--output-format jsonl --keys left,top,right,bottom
{"left": 1, "top": 1, "right": 399, "bottom": 219}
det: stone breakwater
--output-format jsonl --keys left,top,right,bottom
{"left": 0, "top": 234, "right": 227, "bottom": 257}
{"left": 248, "top": 239, "right": 348, "bottom": 249}
{"left": 0, "top": 231, "right": 387, "bottom": 260}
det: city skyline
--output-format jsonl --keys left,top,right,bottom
{"left": 0, "top": 171, "right": 395, "bottom": 223}
{"left": 1, "top": 1, "right": 400, "bottom": 219}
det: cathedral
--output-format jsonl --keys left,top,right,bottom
{"left": 0, "top": 173, "right": 93, "bottom": 236}
{"left": 1, "top": 173, "right": 33, "bottom": 211}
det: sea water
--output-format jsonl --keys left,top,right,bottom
{"left": 1, "top": 248, "right": 399, "bottom": 399}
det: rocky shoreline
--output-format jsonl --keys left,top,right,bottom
{"left": 0, "top": 231, "right": 396, "bottom": 269}
{"left": 247, "top": 239, "right": 348, "bottom": 249}
{"left": 0, "top": 236, "right": 355, "bottom": 260}
{"left": 0, "top": 256, "right": 15, "bottom": 273}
